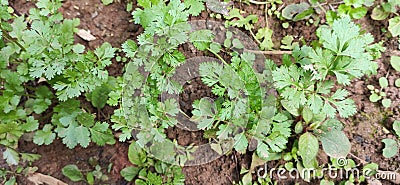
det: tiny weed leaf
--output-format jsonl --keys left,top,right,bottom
{"left": 319, "top": 130, "right": 351, "bottom": 158}
{"left": 379, "top": 77, "right": 389, "bottom": 88}
{"left": 390, "top": 56, "right": 400, "bottom": 72}
{"left": 128, "top": 142, "right": 147, "bottom": 166}
{"left": 389, "top": 16, "right": 400, "bottom": 37}
{"left": 121, "top": 166, "right": 140, "bottom": 181}
{"left": 394, "top": 121, "right": 400, "bottom": 138}
{"left": 62, "top": 164, "right": 83, "bottom": 182}
{"left": 298, "top": 132, "right": 319, "bottom": 164}
{"left": 382, "top": 98, "right": 392, "bottom": 108}
{"left": 382, "top": 138, "right": 398, "bottom": 158}
{"left": 369, "top": 93, "right": 381, "bottom": 102}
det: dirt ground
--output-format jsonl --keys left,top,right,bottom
{"left": 5, "top": 0, "right": 400, "bottom": 184}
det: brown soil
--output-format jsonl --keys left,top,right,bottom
{"left": 4, "top": 0, "right": 400, "bottom": 185}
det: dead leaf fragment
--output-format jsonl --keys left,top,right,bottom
{"left": 27, "top": 172, "right": 68, "bottom": 185}
{"left": 77, "top": 29, "right": 96, "bottom": 41}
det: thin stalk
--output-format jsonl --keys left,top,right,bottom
{"left": 244, "top": 49, "right": 292, "bottom": 55}
{"left": 0, "top": 27, "right": 26, "bottom": 51}
{"left": 248, "top": 0, "right": 269, "bottom": 5}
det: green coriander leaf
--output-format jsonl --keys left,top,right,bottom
{"left": 33, "top": 124, "right": 56, "bottom": 145}
{"left": 184, "top": 0, "right": 205, "bottom": 16}
{"left": 3, "top": 148, "right": 19, "bottom": 165}
{"left": 234, "top": 132, "right": 248, "bottom": 153}
{"left": 90, "top": 122, "right": 116, "bottom": 146}
{"left": 189, "top": 29, "right": 214, "bottom": 51}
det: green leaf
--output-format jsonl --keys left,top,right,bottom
{"left": 3, "top": 148, "right": 19, "bottom": 165}
{"left": 75, "top": 126, "right": 91, "bottom": 148}
{"left": 371, "top": 6, "right": 390, "bottom": 20}
{"left": 369, "top": 93, "right": 381, "bottom": 102}
{"left": 382, "top": 98, "right": 392, "bottom": 108}
{"left": 302, "top": 107, "right": 313, "bottom": 124}
{"left": 87, "top": 83, "right": 112, "bottom": 109}
{"left": 395, "top": 79, "right": 400, "bottom": 87}
{"left": 33, "top": 124, "right": 56, "bottom": 145}
{"left": 390, "top": 56, "right": 400, "bottom": 72}
{"left": 189, "top": 30, "right": 214, "bottom": 51}
{"left": 90, "top": 122, "right": 116, "bottom": 146}
{"left": 389, "top": 16, "right": 400, "bottom": 37}
{"left": 101, "top": 0, "right": 113, "bottom": 5}
{"left": 128, "top": 142, "right": 147, "bottom": 166}
{"left": 122, "top": 39, "right": 138, "bottom": 58}
{"left": 282, "top": 3, "right": 311, "bottom": 20}
{"left": 393, "top": 121, "right": 400, "bottom": 138}
{"left": 382, "top": 138, "right": 398, "bottom": 158}
{"left": 379, "top": 77, "right": 389, "bottom": 88}
{"left": 319, "top": 130, "right": 351, "bottom": 158}
{"left": 147, "top": 172, "right": 163, "bottom": 185}
{"left": 298, "top": 132, "right": 319, "bottom": 164}
{"left": 121, "top": 166, "right": 140, "bottom": 181}
{"left": 184, "top": 0, "right": 205, "bottom": 16}
{"left": 86, "top": 172, "right": 95, "bottom": 185}
{"left": 255, "top": 27, "right": 274, "bottom": 50}
{"left": 234, "top": 132, "right": 248, "bottom": 153}
{"left": 191, "top": 98, "right": 217, "bottom": 130}
{"left": 320, "top": 179, "right": 335, "bottom": 185}
{"left": 62, "top": 165, "right": 84, "bottom": 182}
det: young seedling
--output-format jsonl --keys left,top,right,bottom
{"left": 367, "top": 77, "right": 391, "bottom": 108}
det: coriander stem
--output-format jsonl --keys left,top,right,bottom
{"left": 0, "top": 26, "right": 26, "bottom": 51}
{"left": 207, "top": 48, "right": 228, "bottom": 65}
{"left": 248, "top": 28, "right": 262, "bottom": 46}
{"left": 248, "top": 0, "right": 269, "bottom": 5}
{"left": 244, "top": 49, "right": 292, "bottom": 55}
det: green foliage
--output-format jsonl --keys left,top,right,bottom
{"left": 62, "top": 160, "right": 109, "bottom": 184}
{"left": 101, "top": 0, "right": 113, "bottom": 6}
{"left": 33, "top": 100, "right": 116, "bottom": 148}
{"left": 389, "top": 16, "right": 400, "bottom": 37}
{"left": 282, "top": 2, "right": 314, "bottom": 21}
{"left": 381, "top": 138, "right": 398, "bottom": 158}
{"left": 394, "top": 121, "right": 400, "bottom": 138}
{"left": 367, "top": 77, "right": 391, "bottom": 108}
{"left": 270, "top": 17, "right": 380, "bottom": 167}
{"left": 274, "top": 17, "right": 380, "bottom": 119}
{"left": 371, "top": 0, "right": 400, "bottom": 20}
{"left": 121, "top": 142, "right": 185, "bottom": 184}
{"left": 62, "top": 165, "right": 84, "bottom": 182}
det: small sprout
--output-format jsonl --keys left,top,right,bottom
{"left": 379, "top": 77, "right": 389, "bottom": 88}
{"left": 395, "top": 78, "right": 400, "bottom": 87}
{"left": 369, "top": 93, "right": 381, "bottom": 102}
{"left": 391, "top": 56, "right": 400, "bottom": 72}
{"left": 282, "top": 22, "right": 289, "bottom": 28}
{"left": 382, "top": 98, "right": 392, "bottom": 108}
{"left": 367, "top": 85, "right": 375, "bottom": 90}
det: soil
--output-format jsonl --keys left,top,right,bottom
{"left": 4, "top": 0, "right": 400, "bottom": 185}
